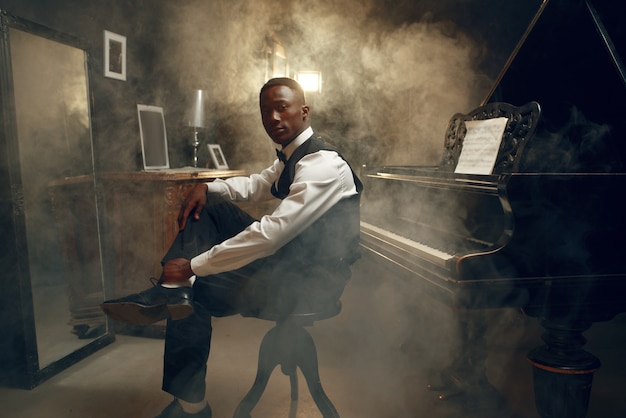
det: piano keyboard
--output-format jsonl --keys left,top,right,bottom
{"left": 360, "top": 221, "right": 454, "bottom": 267}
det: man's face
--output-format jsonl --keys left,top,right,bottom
{"left": 260, "top": 85, "right": 309, "bottom": 147}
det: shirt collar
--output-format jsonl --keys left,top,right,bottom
{"left": 278, "top": 127, "right": 313, "bottom": 160}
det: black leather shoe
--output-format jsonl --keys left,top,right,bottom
{"left": 101, "top": 278, "right": 194, "bottom": 325}
{"left": 155, "top": 400, "right": 212, "bottom": 418}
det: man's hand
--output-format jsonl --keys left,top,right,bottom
{"left": 161, "top": 258, "right": 194, "bottom": 283}
{"left": 178, "top": 183, "right": 209, "bottom": 231}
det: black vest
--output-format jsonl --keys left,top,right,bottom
{"left": 271, "top": 136, "right": 363, "bottom": 266}
{"left": 240, "top": 137, "right": 364, "bottom": 316}
{"left": 271, "top": 136, "right": 363, "bottom": 198}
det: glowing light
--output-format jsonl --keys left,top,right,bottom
{"left": 296, "top": 71, "right": 322, "bottom": 93}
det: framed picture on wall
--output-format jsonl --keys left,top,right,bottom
{"left": 104, "top": 30, "right": 126, "bottom": 80}
{"left": 207, "top": 144, "right": 229, "bottom": 169}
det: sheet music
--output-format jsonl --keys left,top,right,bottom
{"left": 454, "top": 117, "right": 508, "bottom": 175}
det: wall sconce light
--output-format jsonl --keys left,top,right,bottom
{"left": 272, "top": 44, "right": 288, "bottom": 78}
{"left": 265, "top": 33, "right": 289, "bottom": 80}
{"left": 185, "top": 89, "right": 207, "bottom": 167}
{"left": 296, "top": 71, "right": 322, "bottom": 93}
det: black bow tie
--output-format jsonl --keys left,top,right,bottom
{"left": 276, "top": 149, "right": 287, "bottom": 163}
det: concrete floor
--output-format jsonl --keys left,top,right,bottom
{"left": 2, "top": 258, "right": 626, "bottom": 418}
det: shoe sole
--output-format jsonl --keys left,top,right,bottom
{"left": 167, "top": 302, "right": 194, "bottom": 321}
{"left": 101, "top": 301, "right": 194, "bottom": 325}
{"left": 101, "top": 302, "right": 168, "bottom": 325}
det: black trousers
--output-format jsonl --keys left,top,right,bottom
{"left": 159, "top": 194, "right": 350, "bottom": 402}
{"left": 160, "top": 194, "right": 261, "bottom": 402}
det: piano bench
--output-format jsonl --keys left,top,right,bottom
{"left": 233, "top": 302, "right": 342, "bottom": 418}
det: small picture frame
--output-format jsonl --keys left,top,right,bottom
{"left": 104, "top": 30, "right": 126, "bottom": 81}
{"left": 207, "top": 144, "right": 229, "bottom": 169}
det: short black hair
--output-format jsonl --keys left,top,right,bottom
{"left": 260, "top": 77, "right": 306, "bottom": 103}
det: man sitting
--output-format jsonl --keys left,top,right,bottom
{"left": 101, "top": 77, "right": 362, "bottom": 418}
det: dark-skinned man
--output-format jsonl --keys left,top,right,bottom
{"left": 102, "top": 77, "right": 362, "bottom": 418}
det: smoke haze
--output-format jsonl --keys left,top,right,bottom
{"left": 156, "top": 0, "right": 500, "bottom": 171}
{"left": 0, "top": 1, "right": 551, "bottom": 416}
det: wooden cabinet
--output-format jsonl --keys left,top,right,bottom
{"left": 99, "top": 170, "right": 253, "bottom": 297}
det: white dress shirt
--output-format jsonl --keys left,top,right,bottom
{"left": 190, "top": 127, "right": 359, "bottom": 277}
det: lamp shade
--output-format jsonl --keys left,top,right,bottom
{"left": 186, "top": 89, "right": 207, "bottom": 128}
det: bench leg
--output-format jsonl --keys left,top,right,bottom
{"left": 292, "top": 327, "right": 341, "bottom": 418}
{"left": 234, "top": 323, "right": 340, "bottom": 418}
{"left": 233, "top": 326, "right": 282, "bottom": 418}
{"left": 288, "top": 371, "right": 298, "bottom": 418}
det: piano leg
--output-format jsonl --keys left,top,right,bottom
{"left": 527, "top": 317, "right": 600, "bottom": 418}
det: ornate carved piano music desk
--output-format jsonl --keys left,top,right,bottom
{"left": 360, "top": 101, "right": 626, "bottom": 418}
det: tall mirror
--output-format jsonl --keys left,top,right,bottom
{"left": 0, "top": 12, "right": 113, "bottom": 388}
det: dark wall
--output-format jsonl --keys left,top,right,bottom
{"left": 0, "top": 0, "right": 179, "bottom": 172}
{"left": 0, "top": 0, "right": 541, "bottom": 172}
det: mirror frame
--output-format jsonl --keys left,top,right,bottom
{"left": 0, "top": 10, "right": 114, "bottom": 389}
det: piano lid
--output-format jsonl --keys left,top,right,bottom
{"left": 482, "top": 0, "right": 626, "bottom": 173}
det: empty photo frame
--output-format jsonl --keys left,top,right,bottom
{"left": 207, "top": 144, "right": 229, "bottom": 169}
{"left": 137, "top": 104, "right": 170, "bottom": 170}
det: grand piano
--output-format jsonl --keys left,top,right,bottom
{"left": 359, "top": 1, "right": 626, "bottom": 417}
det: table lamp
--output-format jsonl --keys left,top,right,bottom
{"left": 186, "top": 89, "right": 207, "bottom": 167}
